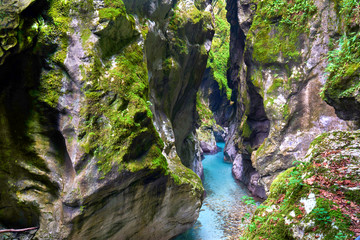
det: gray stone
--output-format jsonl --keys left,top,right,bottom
{"left": 225, "top": 0, "right": 359, "bottom": 197}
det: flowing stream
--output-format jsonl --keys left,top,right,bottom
{"left": 175, "top": 142, "right": 257, "bottom": 240}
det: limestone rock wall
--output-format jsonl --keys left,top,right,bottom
{"left": 225, "top": 0, "right": 359, "bottom": 198}
{"left": 225, "top": 0, "right": 267, "bottom": 198}
{"left": 0, "top": 0, "right": 213, "bottom": 239}
{"left": 146, "top": 0, "right": 214, "bottom": 178}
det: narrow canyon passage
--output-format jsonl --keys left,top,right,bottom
{"left": 175, "top": 143, "right": 258, "bottom": 240}
{"left": 1, "top": 0, "right": 359, "bottom": 239}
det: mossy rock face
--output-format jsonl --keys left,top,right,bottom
{"left": 242, "top": 130, "right": 360, "bottom": 240}
{"left": 195, "top": 89, "right": 224, "bottom": 154}
{"left": 226, "top": 0, "right": 358, "bottom": 197}
{"left": 247, "top": 0, "right": 317, "bottom": 65}
{"left": 146, "top": 0, "right": 214, "bottom": 175}
{"left": 196, "top": 0, "right": 234, "bottom": 144}
{"left": 96, "top": 8, "right": 139, "bottom": 58}
{"left": 0, "top": 0, "right": 213, "bottom": 239}
{"left": 206, "top": 0, "right": 232, "bottom": 100}
{"left": 0, "top": 52, "right": 68, "bottom": 239}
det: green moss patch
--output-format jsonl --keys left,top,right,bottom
{"left": 169, "top": 3, "right": 209, "bottom": 30}
{"left": 248, "top": 0, "right": 317, "bottom": 64}
{"left": 168, "top": 0, "right": 213, "bottom": 55}
{"left": 97, "top": 12, "right": 138, "bottom": 59}
{"left": 196, "top": 93, "right": 216, "bottom": 128}
{"left": 169, "top": 155, "right": 203, "bottom": 191}
{"left": 241, "top": 120, "right": 252, "bottom": 139}
{"left": 98, "top": 0, "right": 126, "bottom": 20}
{"left": 37, "top": 69, "right": 64, "bottom": 108}
{"left": 79, "top": 42, "right": 167, "bottom": 176}
{"left": 31, "top": 0, "right": 71, "bottom": 107}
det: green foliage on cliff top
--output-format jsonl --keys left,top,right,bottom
{"left": 242, "top": 131, "right": 360, "bottom": 239}
{"left": 254, "top": 0, "right": 317, "bottom": 30}
{"left": 321, "top": 1, "right": 360, "bottom": 101}
{"left": 207, "top": 0, "right": 231, "bottom": 100}
{"left": 248, "top": 0, "right": 317, "bottom": 64}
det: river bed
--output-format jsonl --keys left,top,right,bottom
{"left": 175, "top": 142, "right": 258, "bottom": 240}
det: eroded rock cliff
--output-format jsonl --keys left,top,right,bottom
{"left": 146, "top": 0, "right": 214, "bottom": 177}
{"left": 227, "top": 0, "right": 360, "bottom": 238}
{"left": 225, "top": 0, "right": 359, "bottom": 198}
{"left": 0, "top": 0, "right": 213, "bottom": 239}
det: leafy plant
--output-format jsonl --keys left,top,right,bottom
{"left": 312, "top": 207, "right": 331, "bottom": 225}
{"left": 242, "top": 196, "right": 256, "bottom": 205}
{"left": 241, "top": 213, "right": 252, "bottom": 223}
{"left": 334, "top": 231, "right": 347, "bottom": 240}
{"left": 254, "top": 0, "right": 317, "bottom": 32}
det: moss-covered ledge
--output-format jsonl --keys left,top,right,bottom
{"left": 242, "top": 130, "right": 360, "bottom": 240}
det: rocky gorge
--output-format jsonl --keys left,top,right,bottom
{"left": 0, "top": 0, "right": 359, "bottom": 239}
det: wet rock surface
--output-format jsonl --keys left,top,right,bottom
{"left": 224, "top": 0, "right": 265, "bottom": 198}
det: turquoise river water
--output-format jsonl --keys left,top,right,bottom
{"left": 175, "top": 142, "right": 256, "bottom": 240}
